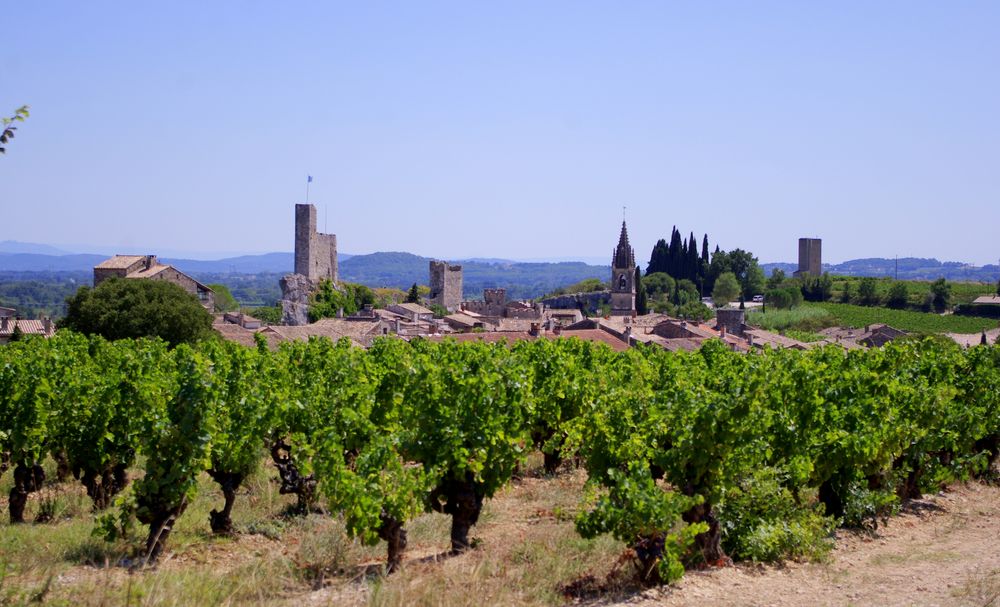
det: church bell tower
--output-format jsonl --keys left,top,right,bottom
{"left": 610, "top": 221, "right": 636, "bottom": 316}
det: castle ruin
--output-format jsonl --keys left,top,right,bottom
{"left": 280, "top": 203, "right": 338, "bottom": 325}
{"left": 294, "top": 203, "right": 337, "bottom": 283}
{"left": 429, "top": 261, "right": 463, "bottom": 312}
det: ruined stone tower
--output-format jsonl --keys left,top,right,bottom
{"left": 429, "top": 261, "right": 463, "bottom": 312}
{"left": 793, "top": 238, "right": 822, "bottom": 278}
{"left": 294, "top": 204, "right": 337, "bottom": 283}
{"left": 610, "top": 221, "right": 636, "bottom": 316}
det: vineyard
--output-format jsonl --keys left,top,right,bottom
{"left": 1, "top": 332, "right": 999, "bottom": 602}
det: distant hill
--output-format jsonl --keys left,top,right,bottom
{"left": 341, "top": 252, "right": 609, "bottom": 300}
{"left": 0, "top": 241, "right": 71, "bottom": 255}
{"left": 762, "top": 258, "right": 999, "bottom": 282}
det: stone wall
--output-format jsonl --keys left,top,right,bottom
{"left": 294, "top": 204, "right": 338, "bottom": 283}
{"left": 429, "top": 261, "right": 463, "bottom": 312}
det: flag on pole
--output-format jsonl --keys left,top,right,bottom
{"left": 307, "top": 175, "right": 313, "bottom": 183}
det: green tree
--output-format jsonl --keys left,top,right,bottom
{"left": 930, "top": 278, "right": 951, "bottom": 312}
{"left": 675, "top": 279, "right": 699, "bottom": 306}
{"left": 429, "top": 303, "right": 449, "bottom": 318}
{"left": 207, "top": 284, "right": 238, "bottom": 313}
{"left": 1, "top": 105, "right": 29, "bottom": 155}
{"left": 766, "top": 269, "right": 786, "bottom": 291}
{"left": 643, "top": 272, "right": 674, "bottom": 299}
{"left": 635, "top": 267, "right": 648, "bottom": 315}
{"left": 839, "top": 281, "right": 853, "bottom": 304}
{"left": 405, "top": 283, "right": 420, "bottom": 303}
{"left": 61, "top": 279, "right": 214, "bottom": 346}
{"left": 712, "top": 272, "right": 740, "bottom": 308}
{"left": 857, "top": 277, "right": 879, "bottom": 306}
{"left": 886, "top": 281, "right": 909, "bottom": 309}
{"left": 728, "top": 249, "right": 765, "bottom": 297}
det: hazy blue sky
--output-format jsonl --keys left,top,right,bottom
{"left": 2, "top": 2, "right": 998, "bottom": 265}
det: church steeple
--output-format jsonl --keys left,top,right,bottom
{"left": 612, "top": 221, "right": 636, "bottom": 269}
{"left": 610, "top": 220, "right": 637, "bottom": 316}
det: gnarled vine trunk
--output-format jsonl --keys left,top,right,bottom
{"left": 270, "top": 439, "right": 317, "bottom": 514}
{"left": 681, "top": 499, "right": 729, "bottom": 566}
{"left": 81, "top": 463, "right": 130, "bottom": 510}
{"left": 377, "top": 513, "right": 408, "bottom": 572}
{"left": 139, "top": 502, "right": 187, "bottom": 564}
{"left": 8, "top": 462, "right": 44, "bottom": 524}
{"left": 818, "top": 477, "right": 845, "bottom": 519}
{"left": 429, "top": 472, "right": 485, "bottom": 554}
{"left": 975, "top": 434, "right": 1000, "bottom": 474}
{"left": 207, "top": 470, "right": 244, "bottom": 534}
{"left": 632, "top": 533, "right": 666, "bottom": 585}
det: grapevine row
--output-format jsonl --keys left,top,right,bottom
{"left": 0, "top": 332, "right": 997, "bottom": 582}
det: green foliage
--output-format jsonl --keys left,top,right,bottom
{"left": 712, "top": 272, "right": 740, "bottom": 307}
{"left": 308, "top": 280, "right": 376, "bottom": 321}
{"left": 765, "top": 286, "right": 803, "bottom": 310}
{"left": 405, "top": 283, "right": 420, "bottom": 304}
{"left": 857, "top": 277, "right": 879, "bottom": 306}
{"left": 746, "top": 306, "right": 836, "bottom": 332}
{"left": 886, "top": 281, "right": 909, "bottom": 309}
{"left": 766, "top": 268, "right": 786, "bottom": 291}
{"left": 428, "top": 303, "right": 449, "bottom": 318}
{"left": 207, "top": 284, "right": 238, "bottom": 313}
{"left": 244, "top": 305, "right": 281, "bottom": 325}
{"left": 543, "top": 277, "right": 607, "bottom": 298}
{"left": 643, "top": 272, "right": 674, "bottom": 299}
{"left": 0, "top": 105, "right": 30, "bottom": 154}
{"left": 718, "top": 468, "right": 835, "bottom": 562}
{"left": 635, "top": 268, "right": 648, "bottom": 315}
{"left": 61, "top": 279, "right": 215, "bottom": 346}
{"left": 930, "top": 278, "right": 952, "bottom": 312}
{"left": 811, "top": 302, "right": 996, "bottom": 334}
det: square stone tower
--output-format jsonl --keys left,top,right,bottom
{"left": 429, "top": 261, "right": 463, "bottom": 312}
{"left": 794, "top": 238, "right": 822, "bottom": 277}
{"left": 294, "top": 204, "right": 337, "bottom": 283}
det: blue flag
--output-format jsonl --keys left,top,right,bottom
{"left": 307, "top": 175, "right": 313, "bottom": 183}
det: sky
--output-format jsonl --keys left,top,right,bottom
{"left": 2, "top": 2, "right": 999, "bottom": 265}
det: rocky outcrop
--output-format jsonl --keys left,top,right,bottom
{"left": 279, "top": 273, "right": 313, "bottom": 326}
{"left": 538, "top": 291, "right": 610, "bottom": 315}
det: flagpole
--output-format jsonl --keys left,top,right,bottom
{"left": 306, "top": 177, "right": 310, "bottom": 204}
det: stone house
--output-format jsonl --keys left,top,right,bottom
{"left": 94, "top": 255, "right": 214, "bottom": 310}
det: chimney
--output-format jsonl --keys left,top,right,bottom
{"left": 720, "top": 325, "right": 727, "bottom": 338}
{"left": 43, "top": 317, "right": 52, "bottom": 334}
{"left": 145, "top": 255, "right": 156, "bottom": 270}
{"left": 748, "top": 333, "right": 754, "bottom": 347}
{"left": 623, "top": 326, "right": 631, "bottom": 339}
{"left": 529, "top": 322, "right": 540, "bottom": 337}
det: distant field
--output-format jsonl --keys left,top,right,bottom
{"left": 748, "top": 302, "right": 998, "bottom": 334}
{"left": 811, "top": 302, "right": 997, "bottom": 334}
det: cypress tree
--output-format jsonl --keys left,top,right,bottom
{"left": 635, "top": 267, "right": 648, "bottom": 315}
{"left": 687, "top": 232, "right": 699, "bottom": 283}
{"left": 668, "top": 227, "right": 682, "bottom": 278}
{"left": 406, "top": 283, "right": 420, "bottom": 303}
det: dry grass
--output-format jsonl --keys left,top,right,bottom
{"left": 0, "top": 455, "right": 626, "bottom": 607}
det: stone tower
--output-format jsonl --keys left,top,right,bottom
{"left": 610, "top": 221, "right": 636, "bottom": 316}
{"left": 294, "top": 204, "right": 337, "bottom": 283}
{"left": 793, "top": 238, "right": 822, "bottom": 278}
{"left": 429, "top": 261, "right": 463, "bottom": 312}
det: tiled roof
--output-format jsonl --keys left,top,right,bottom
{"left": 426, "top": 329, "right": 630, "bottom": 352}
{"left": 0, "top": 319, "right": 54, "bottom": 338}
{"left": 393, "top": 303, "right": 434, "bottom": 315}
{"left": 214, "top": 323, "right": 282, "bottom": 350}
{"left": 129, "top": 264, "right": 170, "bottom": 279}
{"left": 262, "top": 318, "right": 381, "bottom": 345}
{"left": 94, "top": 255, "right": 147, "bottom": 269}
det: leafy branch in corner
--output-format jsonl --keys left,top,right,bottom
{"left": 1, "top": 106, "right": 30, "bottom": 154}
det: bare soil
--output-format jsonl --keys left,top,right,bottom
{"left": 610, "top": 483, "right": 1000, "bottom": 607}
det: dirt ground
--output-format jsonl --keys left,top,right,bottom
{"left": 611, "top": 483, "right": 1000, "bottom": 607}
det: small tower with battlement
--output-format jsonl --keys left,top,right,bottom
{"left": 610, "top": 221, "right": 637, "bottom": 316}
{"left": 294, "top": 204, "right": 337, "bottom": 283}
{"left": 429, "top": 260, "right": 463, "bottom": 312}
